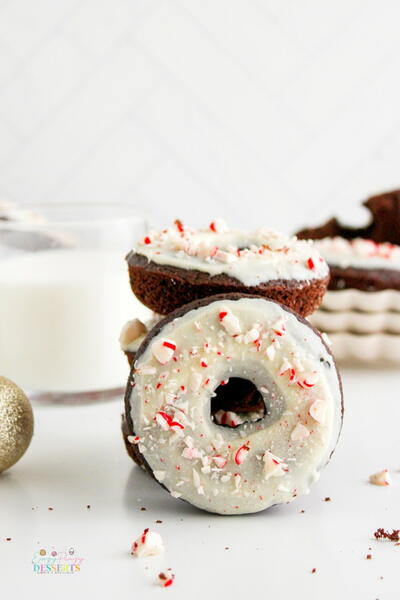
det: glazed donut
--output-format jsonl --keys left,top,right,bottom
{"left": 123, "top": 294, "right": 343, "bottom": 515}
{"left": 127, "top": 220, "right": 329, "bottom": 318}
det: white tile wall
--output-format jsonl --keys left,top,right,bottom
{"left": 0, "top": 0, "right": 399, "bottom": 233}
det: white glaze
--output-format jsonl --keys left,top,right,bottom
{"left": 314, "top": 237, "right": 400, "bottom": 271}
{"left": 128, "top": 297, "right": 342, "bottom": 515}
{"left": 135, "top": 222, "right": 328, "bottom": 287}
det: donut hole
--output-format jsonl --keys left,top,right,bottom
{"left": 211, "top": 378, "right": 267, "bottom": 428}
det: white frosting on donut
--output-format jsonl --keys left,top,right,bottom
{"left": 313, "top": 237, "right": 400, "bottom": 271}
{"left": 128, "top": 297, "right": 342, "bottom": 515}
{"left": 135, "top": 221, "right": 328, "bottom": 287}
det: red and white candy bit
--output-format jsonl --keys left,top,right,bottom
{"left": 273, "top": 317, "right": 286, "bottom": 337}
{"left": 290, "top": 423, "right": 310, "bottom": 441}
{"left": 155, "top": 411, "right": 185, "bottom": 431}
{"left": 263, "top": 451, "right": 288, "bottom": 480}
{"left": 309, "top": 399, "right": 326, "bottom": 424}
{"left": 209, "top": 219, "right": 227, "bottom": 234}
{"left": 244, "top": 325, "right": 261, "bottom": 344}
{"left": 234, "top": 442, "right": 250, "bottom": 465}
{"left": 200, "top": 358, "right": 208, "bottom": 368}
{"left": 158, "top": 569, "right": 175, "bottom": 588}
{"left": 297, "top": 371, "right": 319, "bottom": 389}
{"left": 214, "top": 409, "right": 242, "bottom": 428}
{"left": 279, "top": 358, "right": 296, "bottom": 383}
{"left": 143, "top": 235, "right": 152, "bottom": 245}
{"left": 127, "top": 435, "right": 140, "bottom": 445}
{"left": 131, "top": 528, "right": 164, "bottom": 557}
{"left": 212, "top": 455, "right": 228, "bottom": 469}
{"left": 219, "top": 309, "right": 241, "bottom": 336}
{"left": 307, "top": 257, "right": 315, "bottom": 270}
{"left": 369, "top": 469, "right": 391, "bottom": 487}
{"left": 152, "top": 338, "right": 177, "bottom": 365}
{"left": 174, "top": 219, "right": 185, "bottom": 233}
{"left": 182, "top": 446, "right": 201, "bottom": 460}
{"left": 214, "top": 249, "right": 238, "bottom": 263}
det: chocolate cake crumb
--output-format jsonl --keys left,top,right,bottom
{"left": 140, "top": 507, "right": 147, "bottom": 511}
{"left": 366, "top": 554, "right": 372, "bottom": 559}
{"left": 224, "top": 547, "right": 230, "bottom": 550}
{"left": 374, "top": 528, "right": 400, "bottom": 542}
{"left": 5, "top": 537, "right": 11, "bottom": 541}
{"left": 48, "top": 507, "right": 53, "bottom": 511}
{"left": 311, "top": 568, "right": 316, "bottom": 574}
{"left": 86, "top": 504, "right": 91, "bottom": 509}
{"left": 324, "top": 497, "right": 331, "bottom": 502}
{"left": 300, "top": 510, "right": 305, "bottom": 513}
{"left": 155, "top": 520, "right": 162, "bottom": 524}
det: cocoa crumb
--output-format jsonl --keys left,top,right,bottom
{"left": 324, "top": 497, "right": 331, "bottom": 502}
{"left": 86, "top": 505, "right": 91, "bottom": 509}
{"left": 366, "top": 554, "right": 372, "bottom": 560}
{"left": 300, "top": 510, "right": 305, "bottom": 513}
{"left": 5, "top": 538, "right": 11, "bottom": 541}
{"left": 374, "top": 528, "right": 400, "bottom": 542}
{"left": 48, "top": 507, "right": 53, "bottom": 511}
{"left": 140, "top": 507, "right": 146, "bottom": 511}
{"left": 155, "top": 520, "right": 162, "bottom": 524}
{"left": 311, "top": 568, "right": 316, "bottom": 574}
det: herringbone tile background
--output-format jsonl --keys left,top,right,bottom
{"left": 0, "top": 0, "right": 399, "bottom": 232}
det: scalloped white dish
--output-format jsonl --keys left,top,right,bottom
{"left": 320, "top": 332, "right": 400, "bottom": 365}
{"left": 310, "top": 309, "right": 400, "bottom": 334}
{"left": 321, "top": 289, "right": 400, "bottom": 312}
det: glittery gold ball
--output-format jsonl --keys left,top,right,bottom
{"left": 0, "top": 376, "right": 33, "bottom": 473}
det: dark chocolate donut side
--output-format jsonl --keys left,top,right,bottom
{"left": 127, "top": 252, "right": 329, "bottom": 318}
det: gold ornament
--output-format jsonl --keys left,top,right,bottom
{"left": 0, "top": 376, "right": 34, "bottom": 473}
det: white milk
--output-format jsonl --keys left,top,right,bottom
{"left": 0, "top": 249, "right": 150, "bottom": 393}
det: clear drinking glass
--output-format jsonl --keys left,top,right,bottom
{"left": 0, "top": 204, "right": 149, "bottom": 400}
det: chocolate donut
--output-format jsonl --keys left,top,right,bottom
{"left": 297, "top": 188, "right": 400, "bottom": 293}
{"left": 123, "top": 293, "right": 343, "bottom": 515}
{"left": 127, "top": 220, "right": 329, "bottom": 318}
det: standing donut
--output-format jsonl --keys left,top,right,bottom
{"left": 123, "top": 294, "right": 343, "bottom": 515}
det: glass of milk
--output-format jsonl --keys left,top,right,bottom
{"left": 0, "top": 204, "right": 150, "bottom": 399}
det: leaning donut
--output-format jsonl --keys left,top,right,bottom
{"left": 127, "top": 220, "right": 329, "bottom": 318}
{"left": 123, "top": 293, "right": 343, "bottom": 515}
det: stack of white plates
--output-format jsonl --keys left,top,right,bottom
{"left": 309, "top": 289, "right": 400, "bottom": 365}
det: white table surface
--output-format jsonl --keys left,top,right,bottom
{"left": 1, "top": 367, "right": 399, "bottom": 600}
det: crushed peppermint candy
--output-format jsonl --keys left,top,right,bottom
{"left": 131, "top": 529, "right": 164, "bottom": 557}
{"left": 234, "top": 442, "right": 250, "bottom": 465}
{"left": 152, "top": 338, "right": 177, "bottom": 364}
{"left": 158, "top": 569, "right": 175, "bottom": 588}
{"left": 263, "top": 451, "right": 288, "bottom": 480}
{"left": 219, "top": 309, "right": 241, "bottom": 336}
{"left": 309, "top": 399, "right": 326, "bottom": 424}
{"left": 209, "top": 219, "right": 227, "bottom": 233}
{"left": 155, "top": 411, "right": 185, "bottom": 431}
{"left": 369, "top": 469, "right": 391, "bottom": 487}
